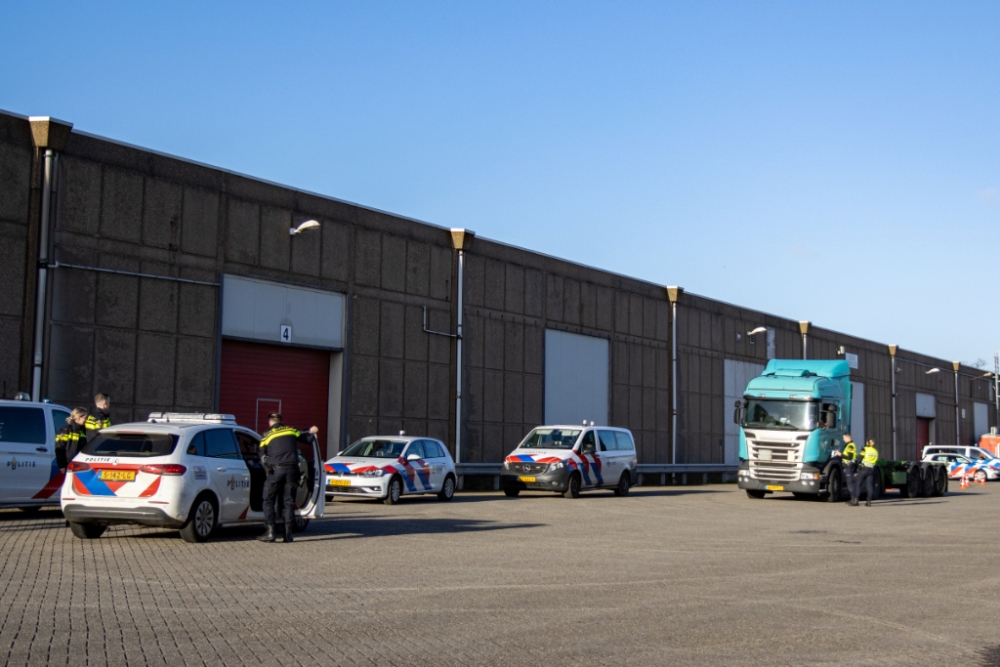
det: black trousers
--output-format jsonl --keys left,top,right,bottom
{"left": 857, "top": 467, "right": 875, "bottom": 500}
{"left": 263, "top": 465, "right": 300, "bottom": 527}
{"left": 844, "top": 464, "right": 859, "bottom": 499}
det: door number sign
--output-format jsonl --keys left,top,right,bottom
{"left": 280, "top": 325, "right": 292, "bottom": 343}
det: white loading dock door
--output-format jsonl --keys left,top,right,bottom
{"left": 724, "top": 359, "right": 765, "bottom": 464}
{"left": 544, "top": 330, "right": 609, "bottom": 426}
{"left": 850, "top": 381, "right": 865, "bottom": 444}
{"left": 974, "top": 402, "right": 989, "bottom": 440}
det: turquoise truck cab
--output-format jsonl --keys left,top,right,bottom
{"left": 735, "top": 360, "right": 851, "bottom": 498}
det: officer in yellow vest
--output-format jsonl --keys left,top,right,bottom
{"left": 839, "top": 433, "right": 860, "bottom": 506}
{"left": 857, "top": 439, "right": 879, "bottom": 507}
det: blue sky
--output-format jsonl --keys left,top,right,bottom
{"left": 3, "top": 1, "right": 997, "bottom": 365}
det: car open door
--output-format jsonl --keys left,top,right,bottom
{"left": 295, "top": 434, "right": 324, "bottom": 519}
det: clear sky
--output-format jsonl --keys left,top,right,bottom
{"left": 3, "top": 1, "right": 997, "bottom": 365}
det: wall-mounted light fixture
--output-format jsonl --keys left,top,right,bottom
{"left": 290, "top": 219, "right": 321, "bottom": 236}
{"left": 926, "top": 368, "right": 941, "bottom": 375}
{"left": 747, "top": 326, "right": 766, "bottom": 345}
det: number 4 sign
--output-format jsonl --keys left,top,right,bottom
{"left": 280, "top": 325, "right": 292, "bottom": 343}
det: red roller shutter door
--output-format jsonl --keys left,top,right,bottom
{"left": 219, "top": 340, "right": 331, "bottom": 458}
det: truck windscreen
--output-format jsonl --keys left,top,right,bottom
{"left": 743, "top": 400, "right": 818, "bottom": 431}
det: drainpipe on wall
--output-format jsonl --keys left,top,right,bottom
{"left": 953, "top": 361, "right": 961, "bottom": 444}
{"left": 450, "top": 229, "right": 474, "bottom": 464}
{"left": 27, "top": 117, "right": 73, "bottom": 401}
{"left": 666, "top": 286, "right": 683, "bottom": 465}
{"left": 799, "top": 321, "right": 811, "bottom": 361}
{"left": 889, "top": 344, "right": 898, "bottom": 460}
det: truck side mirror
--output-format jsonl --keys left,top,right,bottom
{"left": 733, "top": 400, "right": 744, "bottom": 425}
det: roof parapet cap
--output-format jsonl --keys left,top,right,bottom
{"left": 28, "top": 116, "right": 73, "bottom": 151}
{"left": 450, "top": 228, "right": 474, "bottom": 250}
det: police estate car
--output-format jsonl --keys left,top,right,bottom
{"left": 324, "top": 435, "right": 456, "bottom": 504}
{"left": 60, "top": 413, "right": 324, "bottom": 542}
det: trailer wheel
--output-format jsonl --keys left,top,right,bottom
{"left": 871, "top": 468, "right": 883, "bottom": 500}
{"left": 932, "top": 465, "right": 947, "bottom": 496}
{"left": 919, "top": 463, "right": 934, "bottom": 498}
{"left": 745, "top": 489, "right": 766, "bottom": 499}
{"left": 906, "top": 465, "right": 921, "bottom": 498}
{"left": 825, "top": 468, "right": 842, "bottom": 503}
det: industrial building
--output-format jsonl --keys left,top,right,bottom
{"left": 1, "top": 110, "right": 995, "bottom": 481}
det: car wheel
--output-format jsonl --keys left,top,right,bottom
{"left": 613, "top": 472, "right": 631, "bottom": 497}
{"left": 179, "top": 494, "right": 217, "bottom": 543}
{"left": 437, "top": 475, "right": 456, "bottom": 501}
{"left": 291, "top": 517, "right": 310, "bottom": 533}
{"left": 18, "top": 506, "right": 41, "bottom": 514}
{"left": 383, "top": 476, "right": 403, "bottom": 505}
{"left": 745, "top": 489, "right": 766, "bottom": 499}
{"left": 563, "top": 473, "right": 581, "bottom": 499}
{"left": 68, "top": 521, "right": 106, "bottom": 540}
{"left": 974, "top": 469, "right": 987, "bottom": 484}
{"left": 826, "top": 467, "right": 842, "bottom": 503}
{"left": 503, "top": 488, "right": 520, "bottom": 497}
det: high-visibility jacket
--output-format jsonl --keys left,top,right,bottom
{"left": 841, "top": 441, "right": 857, "bottom": 464}
{"left": 860, "top": 445, "right": 879, "bottom": 468}
{"left": 85, "top": 409, "right": 111, "bottom": 438}
{"left": 259, "top": 424, "right": 307, "bottom": 467}
{"left": 55, "top": 423, "right": 87, "bottom": 469}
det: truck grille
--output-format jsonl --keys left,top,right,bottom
{"left": 749, "top": 440, "right": 801, "bottom": 482}
{"left": 507, "top": 462, "right": 549, "bottom": 475}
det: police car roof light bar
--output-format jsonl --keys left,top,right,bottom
{"left": 147, "top": 412, "right": 237, "bottom": 424}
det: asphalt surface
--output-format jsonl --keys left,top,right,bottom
{"left": 2, "top": 483, "right": 1000, "bottom": 667}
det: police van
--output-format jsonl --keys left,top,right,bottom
{"left": 0, "top": 398, "right": 72, "bottom": 510}
{"left": 60, "top": 413, "right": 324, "bottom": 542}
{"left": 500, "top": 425, "right": 638, "bottom": 498}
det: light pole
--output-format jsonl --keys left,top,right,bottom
{"left": 799, "top": 321, "right": 811, "bottom": 360}
{"left": 952, "top": 361, "right": 961, "bottom": 444}
{"left": 889, "top": 344, "right": 898, "bottom": 460}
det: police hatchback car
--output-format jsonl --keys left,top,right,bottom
{"left": 500, "top": 425, "right": 637, "bottom": 498}
{"left": 324, "top": 435, "right": 456, "bottom": 504}
{"left": 60, "top": 413, "right": 324, "bottom": 542}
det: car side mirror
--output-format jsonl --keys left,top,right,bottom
{"left": 336, "top": 451, "right": 343, "bottom": 456}
{"left": 407, "top": 454, "right": 421, "bottom": 461}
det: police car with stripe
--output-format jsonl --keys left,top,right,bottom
{"left": 324, "top": 434, "right": 456, "bottom": 504}
{"left": 0, "top": 396, "right": 72, "bottom": 510}
{"left": 60, "top": 413, "right": 324, "bottom": 542}
{"left": 500, "top": 424, "right": 638, "bottom": 498}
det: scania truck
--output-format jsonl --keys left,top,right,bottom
{"left": 734, "top": 359, "right": 947, "bottom": 501}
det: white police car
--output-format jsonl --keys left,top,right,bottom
{"left": 324, "top": 435, "right": 456, "bottom": 504}
{"left": 0, "top": 398, "right": 72, "bottom": 510}
{"left": 60, "top": 413, "right": 324, "bottom": 542}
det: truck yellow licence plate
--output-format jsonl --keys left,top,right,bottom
{"left": 518, "top": 476, "right": 536, "bottom": 483}
{"left": 765, "top": 485, "right": 784, "bottom": 491}
{"left": 328, "top": 479, "right": 351, "bottom": 487}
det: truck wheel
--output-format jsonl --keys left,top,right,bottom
{"left": 745, "top": 489, "right": 766, "bottom": 499}
{"left": 933, "top": 466, "right": 948, "bottom": 496}
{"left": 919, "top": 464, "right": 934, "bottom": 498}
{"left": 871, "top": 469, "right": 883, "bottom": 500}
{"left": 906, "top": 465, "right": 921, "bottom": 498}
{"left": 826, "top": 469, "right": 842, "bottom": 503}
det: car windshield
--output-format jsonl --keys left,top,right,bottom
{"left": 519, "top": 428, "right": 581, "bottom": 449}
{"left": 743, "top": 400, "right": 818, "bottom": 431}
{"left": 82, "top": 432, "right": 179, "bottom": 457}
{"left": 341, "top": 439, "right": 407, "bottom": 458}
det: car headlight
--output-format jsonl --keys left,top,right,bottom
{"left": 362, "top": 469, "right": 387, "bottom": 478}
{"left": 503, "top": 461, "right": 511, "bottom": 470}
{"left": 548, "top": 461, "right": 565, "bottom": 472}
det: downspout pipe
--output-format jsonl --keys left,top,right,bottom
{"left": 667, "top": 287, "right": 683, "bottom": 465}
{"left": 953, "top": 361, "right": 961, "bottom": 444}
{"left": 27, "top": 117, "right": 73, "bottom": 402}
{"left": 889, "top": 344, "right": 898, "bottom": 460}
{"left": 450, "top": 229, "right": 474, "bottom": 464}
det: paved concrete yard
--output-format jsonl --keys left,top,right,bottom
{"left": 3, "top": 484, "right": 1000, "bottom": 667}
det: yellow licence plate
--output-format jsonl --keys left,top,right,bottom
{"left": 765, "top": 485, "right": 784, "bottom": 491}
{"left": 100, "top": 470, "right": 135, "bottom": 482}
{"left": 328, "top": 479, "right": 351, "bottom": 487}
{"left": 518, "top": 476, "right": 536, "bottom": 483}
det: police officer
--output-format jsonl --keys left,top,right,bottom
{"left": 839, "top": 433, "right": 860, "bottom": 506}
{"left": 55, "top": 408, "right": 88, "bottom": 472}
{"left": 857, "top": 438, "right": 880, "bottom": 507}
{"left": 257, "top": 413, "right": 319, "bottom": 543}
{"left": 85, "top": 393, "right": 111, "bottom": 440}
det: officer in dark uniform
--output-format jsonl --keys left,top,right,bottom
{"left": 257, "top": 412, "right": 319, "bottom": 543}
{"left": 55, "top": 408, "right": 89, "bottom": 472}
{"left": 85, "top": 393, "right": 112, "bottom": 440}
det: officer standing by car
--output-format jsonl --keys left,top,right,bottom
{"left": 857, "top": 438, "right": 880, "bottom": 507}
{"left": 257, "top": 412, "right": 319, "bottom": 543}
{"left": 838, "top": 433, "right": 860, "bottom": 506}
{"left": 55, "top": 408, "right": 88, "bottom": 472}
{"left": 85, "top": 393, "right": 111, "bottom": 439}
